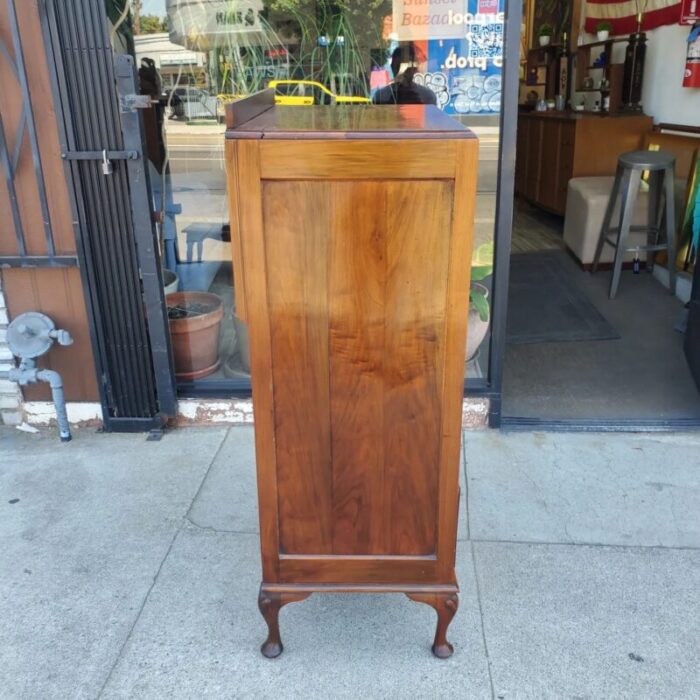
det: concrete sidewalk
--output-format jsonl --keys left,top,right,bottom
{"left": 1, "top": 426, "right": 699, "bottom": 699}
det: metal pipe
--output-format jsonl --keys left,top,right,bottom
{"left": 36, "top": 370, "right": 71, "bottom": 442}
{"left": 2, "top": 365, "right": 71, "bottom": 442}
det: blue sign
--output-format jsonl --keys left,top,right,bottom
{"left": 417, "top": 0, "right": 504, "bottom": 115}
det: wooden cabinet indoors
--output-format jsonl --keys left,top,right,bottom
{"left": 225, "top": 91, "right": 478, "bottom": 658}
{"left": 515, "top": 112, "right": 652, "bottom": 215}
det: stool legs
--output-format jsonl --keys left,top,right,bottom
{"left": 592, "top": 165, "right": 623, "bottom": 274}
{"left": 646, "top": 170, "right": 662, "bottom": 273}
{"left": 664, "top": 165, "right": 677, "bottom": 296}
{"left": 610, "top": 168, "right": 642, "bottom": 299}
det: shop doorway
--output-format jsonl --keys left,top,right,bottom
{"left": 501, "top": 123, "right": 700, "bottom": 425}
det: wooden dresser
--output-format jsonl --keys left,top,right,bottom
{"left": 225, "top": 91, "right": 478, "bottom": 658}
{"left": 515, "top": 111, "right": 652, "bottom": 215}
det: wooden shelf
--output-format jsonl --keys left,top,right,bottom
{"left": 578, "top": 38, "right": 629, "bottom": 49}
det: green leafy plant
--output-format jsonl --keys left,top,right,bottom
{"left": 538, "top": 23, "right": 554, "bottom": 37}
{"left": 596, "top": 20, "right": 612, "bottom": 32}
{"left": 470, "top": 242, "right": 493, "bottom": 322}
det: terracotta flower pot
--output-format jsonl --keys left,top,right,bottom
{"left": 166, "top": 291, "right": 224, "bottom": 380}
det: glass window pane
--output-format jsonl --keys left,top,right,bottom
{"left": 110, "top": 0, "right": 503, "bottom": 392}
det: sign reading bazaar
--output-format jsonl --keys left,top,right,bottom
{"left": 391, "top": 0, "right": 504, "bottom": 114}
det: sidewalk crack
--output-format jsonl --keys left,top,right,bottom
{"left": 471, "top": 540, "right": 496, "bottom": 700}
{"left": 96, "top": 525, "right": 183, "bottom": 698}
{"left": 185, "top": 514, "right": 257, "bottom": 535}
{"left": 186, "top": 427, "right": 230, "bottom": 521}
{"left": 96, "top": 427, "right": 230, "bottom": 697}
{"left": 462, "top": 430, "right": 471, "bottom": 541}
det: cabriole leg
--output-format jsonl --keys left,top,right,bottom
{"left": 406, "top": 592, "right": 459, "bottom": 658}
{"left": 258, "top": 586, "right": 310, "bottom": 658}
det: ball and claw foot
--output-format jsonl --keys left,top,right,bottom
{"left": 406, "top": 591, "right": 459, "bottom": 659}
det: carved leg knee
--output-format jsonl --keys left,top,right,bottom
{"left": 406, "top": 592, "right": 459, "bottom": 658}
{"left": 258, "top": 586, "right": 310, "bottom": 658}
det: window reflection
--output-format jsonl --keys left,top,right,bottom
{"left": 113, "top": 0, "right": 503, "bottom": 388}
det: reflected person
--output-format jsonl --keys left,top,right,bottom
{"left": 372, "top": 47, "right": 437, "bottom": 105}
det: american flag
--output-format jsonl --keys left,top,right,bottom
{"left": 584, "top": 0, "right": 682, "bottom": 34}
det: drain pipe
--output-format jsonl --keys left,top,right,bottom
{"left": 3, "top": 312, "right": 74, "bottom": 442}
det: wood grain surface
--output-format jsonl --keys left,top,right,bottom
{"left": 264, "top": 180, "right": 334, "bottom": 554}
{"left": 259, "top": 140, "right": 459, "bottom": 180}
{"left": 226, "top": 108, "right": 477, "bottom": 591}
{"left": 226, "top": 104, "right": 476, "bottom": 140}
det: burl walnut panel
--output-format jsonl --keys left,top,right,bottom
{"left": 265, "top": 178, "right": 452, "bottom": 557}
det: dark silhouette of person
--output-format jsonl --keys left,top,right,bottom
{"left": 372, "top": 46, "right": 437, "bottom": 105}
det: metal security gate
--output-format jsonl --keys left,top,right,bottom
{"left": 36, "top": 0, "right": 176, "bottom": 431}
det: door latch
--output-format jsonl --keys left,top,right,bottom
{"left": 101, "top": 149, "right": 113, "bottom": 176}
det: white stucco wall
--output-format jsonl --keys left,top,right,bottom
{"left": 641, "top": 24, "right": 700, "bottom": 126}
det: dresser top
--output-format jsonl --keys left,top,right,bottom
{"left": 226, "top": 96, "right": 476, "bottom": 141}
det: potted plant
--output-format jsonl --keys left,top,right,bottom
{"left": 467, "top": 242, "right": 493, "bottom": 364}
{"left": 166, "top": 291, "right": 224, "bottom": 380}
{"left": 163, "top": 269, "right": 179, "bottom": 295}
{"left": 596, "top": 21, "right": 612, "bottom": 41}
{"left": 538, "top": 24, "right": 553, "bottom": 47}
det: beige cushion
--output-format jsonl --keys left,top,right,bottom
{"left": 563, "top": 177, "right": 649, "bottom": 265}
{"left": 563, "top": 176, "right": 687, "bottom": 266}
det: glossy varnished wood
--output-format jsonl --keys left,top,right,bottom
{"left": 264, "top": 179, "right": 334, "bottom": 554}
{"left": 258, "top": 586, "right": 311, "bottom": 658}
{"left": 225, "top": 88, "right": 274, "bottom": 131}
{"left": 226, "top": 103, "right": 476, "bottom": 140}
{"left": 406, "top": 592, "right": 460, "bottom": 658}
{"left": 226, "top": 105, "right": 477, "bottom": 657}
{"left": 259, "top": 140, "right": 460, "bottom": 179}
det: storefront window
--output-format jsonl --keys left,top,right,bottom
{"left": 110, "top": 0, "right": 502, "bottom": 392}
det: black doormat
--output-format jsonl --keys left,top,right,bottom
{"left": 507, "top": 252, "right": 620, "bottom": 344}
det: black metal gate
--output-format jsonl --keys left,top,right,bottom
{"left": 39, "top": 0, "right": 177, "bottom": 431}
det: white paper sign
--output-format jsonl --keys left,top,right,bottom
{"left": 167, "top": 0, "right": 267, "bottom": 50}
{"left": 392, "top": 0, "right": 467, "bottom": 41}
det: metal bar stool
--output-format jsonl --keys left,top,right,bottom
{"left": 592, "top": 150, "right": 676, "bottom": 299}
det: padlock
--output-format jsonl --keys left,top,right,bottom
{"left": 101, "top": 149, "right": 113, "bottom": 175}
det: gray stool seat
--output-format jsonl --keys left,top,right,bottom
{"left": 617, "top": 150, "right": 675, "bottom": 170}
{"left": 592, "top": 149, "right": 677, "bottom": 299}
